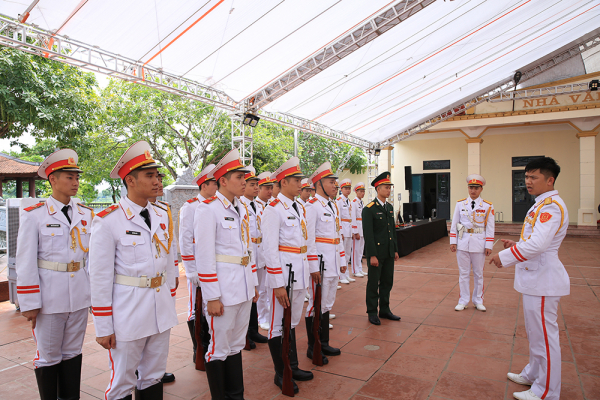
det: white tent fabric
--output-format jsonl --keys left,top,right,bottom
{"left": 1, "top": 0, "right": 599, "bottom": 144}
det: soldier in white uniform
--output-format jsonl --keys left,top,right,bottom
{"left": 297, "top": 178, "right": 312, "bottom": 206}
{"left": 239, "top": 166, "right": 268, "bottom": 348}
{"left": 178, "top": 164, "right": 216, "bottom": 364}
{"left": 449, "top": 174, "right": 495, "bottom": 312}
{"left": 336, "top": 179, "right": 354, "bottom": 284}
{"left": 194, "top": 148, "right": 258, "bottom": 399}
{"left": 90, "top": 141, "right": 178, "bottom": 400}
{"left": 305, "top": 162, "right": 346, "bottom": 363}
{"left": 490, "top": 157, "right": 569, "bottom": 400}
{"left": 262, "top": 157, "right": 314, "bottom": 394}
{"left": 351, "top": 182, "right": 367, "bottom": 278}
{"left": 255, "top": 172, "right": 274, "bottom": 331}
{"left": 16, "top": 149, "right": 92, "bottom": 400}
{"left": 272, "top": 180, "right": 280, "bottom": 200}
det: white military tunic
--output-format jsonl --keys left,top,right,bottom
{"left": 261, "top": 193, "right": 310, "bottom": 338}
{"left": 449, "top": 196, "right": 495, "bottom": 306}
{"left": 89, "top": 196, "right": 178, "bottom": 399}
{"left": 499, "top": 190, "right": 568, "bottom": 400}
{"left": 305, "top": 193, "right": 345, "bottom": 316}
{"left": 194, "top": 191, "right": 257, "bottom": 362}
{"left": 179, "top": 194, "right": 205, "bottom": 321}
{"left": 16, "top": 196, "right": 93, "bottom": 368}
{"left": 351, "top": 197, "right": 365, "bottom": 276}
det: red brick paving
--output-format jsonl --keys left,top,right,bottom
{"left": 1, "top": 235, "right": 599, "bottom": 399}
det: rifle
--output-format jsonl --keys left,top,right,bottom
{"left": 281, "top": 263, "right": 295, "bottom": 397}
{"left": 312, "top": 255, "right": 324, "bottom": 366}
{"left": 194, "top": 287, "right": 205, "bottom": 371}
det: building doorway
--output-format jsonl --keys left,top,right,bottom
{"left": 410, "top": 173, "right": 450, "bottom": 220}
{"left": 512, "top": 170, "right": 535, "bottom": 222}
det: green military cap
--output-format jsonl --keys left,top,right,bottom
{"left": 371, "top": 171, "right": 393, "bottom": 188}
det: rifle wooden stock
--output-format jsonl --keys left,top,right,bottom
{"left": 312, "top": 254, "right": 324, "bottom": 366}
{"left": 194, "top": 287, "right": 205, "bottom": 371}
{"left": 281, "top": 265, "right": 294, "bottom": 397}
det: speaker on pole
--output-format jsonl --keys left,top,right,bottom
{"left": 404, "top": 166, "right": 412, "bottom": 190}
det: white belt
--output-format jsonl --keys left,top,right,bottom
{"left": 115, "top": 272, "right": 167, "bottom": 288}
{"left": 215, "top": 254, "right": 250, "bottom": 266}
{"left": 38, "top": 259, "right": 85, "bottom": 272}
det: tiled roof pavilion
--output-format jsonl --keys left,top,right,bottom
{"left": 0, "top": 152, "right": 41, "bottom": 198}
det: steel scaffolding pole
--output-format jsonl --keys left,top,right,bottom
{"left": 231, "top": 118, "right": 253, "bottom": 166}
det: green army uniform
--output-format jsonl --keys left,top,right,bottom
{"left": 362, "top": 172, "right": 399, "bottom": 321}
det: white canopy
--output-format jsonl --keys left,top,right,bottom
{"left": 1, "top": 0, "right": 599, "bottom": 144}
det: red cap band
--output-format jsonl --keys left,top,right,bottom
{"left": 354, "top": 185, "right": 365, "bottom": 191}
{"left": 45, "top": 158, "right": 79, "bottom": 178}
{"left": 119, "top": 151, "right": 156, "bottom": 180}
{"left": 468, "top": 179, "right": 483, "bottom": 186}
{"left": 276, "top": 166, "right": 302, "bottom": 182}
{"left": 312, "top": 169, "right": 333, "bottom": 183}
{"left": 374, "top": 178, "right": 392, "bottom": 187}
{"left": 214, "top": 159, "right": 244, "bottom": 181}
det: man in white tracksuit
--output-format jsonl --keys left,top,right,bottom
{"left": 449, "top": 174, "right": 495, "bottom": 312}
{"left": 490, "top": 157, "right": 569, "bottom": 400}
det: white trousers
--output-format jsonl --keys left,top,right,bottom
{"left": 306, "top": 276, "right": 338, "bottom": 316}
{"left": 204, "top": 300, "right": 252, "bottom": 362}
{"left": 520, "top": 295, "right": 562, "bottom": 400}
{"left": 187, "top": 279, "right": 198, "bottom": 321}
{"left": 456, "top": 250, "right": 485, "bottom": 305}
{"left": 32, "top": 308, "right": 88, "bottom": 368}
{"left": 352, "top": 236, "right": 365, "bottom": 275}
{"left": 340, "top": 237, "right": 352, "bottom": 280}
{"left": 267, "top": 288, "right": 305, "bottom": 339}
{"left": 256, "top": 267, "right": 270, "bottom": 325}
{"left": 104, "top": 329, "right": 170, "bottom": 400}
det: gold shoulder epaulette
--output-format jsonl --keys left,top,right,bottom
{"left": 24, "top": 202, "right": 44, "bottom": 212}
{"left": 187, "top": 197, "right": 198, "bottom": 203}
{"left": 152, "top": 202, "right": 167, "bottom": 212}
{"left": 203, "top": 196, "right": 217, "bottom": 204}
{"left": 77, "top": 203, "right": 93, "bottom": 211}
{"left": 97, "top": 204, "right": 119, "bottom": 218}
{"left": 544, "top": 197, "right": 552, "bottom": 205}
{"left": 269, "top": 199, "right": 280, "bottom": 207}
{"left": 458, "top": 198, "right": 467, "bottom": 202}
{"left": 158, "top": 200, "right": 171, "bottom": 208}
{"left": 366, "top": 201, "right": 375, "bottom": 208}
{"left": 308, "top": 197, "right": 318, "bottom": 204}
{"left": 483, "top": 200, "right": 493, "bottom": 205}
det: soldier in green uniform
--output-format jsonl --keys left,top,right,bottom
{"left": 362, "top": 172, "right": 400, "bottom": 325}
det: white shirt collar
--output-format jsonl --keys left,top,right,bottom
{"left": 123, "top": 195, "right": 149, "bottom": 214}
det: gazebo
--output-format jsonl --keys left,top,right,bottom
{"left": 0, "top": 152, "right": 41, "bottom": 198}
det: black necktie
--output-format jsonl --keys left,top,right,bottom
{"left": 61, "top": 205, "right": 71, "bottom": 224}
{"left": 471, "top": 201, "right": 475, "bottom": 210}
{"left": 327, "top": 201, "right": 335, "bottom": 213}
{"left": 292, "top": 202, "right": 300, "bottom": 217}
{"left": 234, "top": 205, "right": 240, "bottom": 216}
{"left": 250, "top": 201, "right": 256, "bottom": 213}
{"left": 140, "top": 209, "right": 151, "bottom": 229}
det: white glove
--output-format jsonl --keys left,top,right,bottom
{"left": 189, "top": 275, "right": 200, "bottom": 288}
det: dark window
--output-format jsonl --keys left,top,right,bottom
{"left": 512, "top": 156, "right": 544, "bottom": 167}
{"left": 423, "top": 160, "right": 450, "bottom": 170}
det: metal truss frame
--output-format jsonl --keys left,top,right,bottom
{"left": 489, "top": 82, "right": 590, "bottom": 102}
{"left": 378, "top": 33, "right": 600, "bottom": 147}
{"left": 243, "top": 0, "right": 435, "bottom": 111}
{"left": 366, "top": 153, "right": 379, "bottom": 202}
{"left": 335, "top": 147, "right": 358, "bottom": 176}
{"left": 231, "top": 118, "right": 253, "bottom": 166}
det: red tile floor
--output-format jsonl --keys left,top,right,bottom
{"left": 1, "top": 235, "right": 599, "bottom": 399}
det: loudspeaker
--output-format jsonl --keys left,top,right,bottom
{"left": 404, "top": 166, "right": 412, "bottom": 190}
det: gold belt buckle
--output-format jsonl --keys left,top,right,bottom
{"left": 334, "top": 238, "right": 340, "bottom": 245}
{"left": 300, "top": 246, "right": 307, "bottom": 254}
{"left": 67, "top": 262, "right": 80, "bottom": 272}
{"left": 150, "top": 276, "right": 162, "bottom": 288}
{"left": 241, "top": 256, "right": 250, "bottom": 266}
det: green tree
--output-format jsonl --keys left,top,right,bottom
{"left": 0, "top": 47, "right": 99, "bottom": 145}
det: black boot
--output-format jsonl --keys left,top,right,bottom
{"left": 34, "top": 364, "right": 59, "bottom": 400}
{"left": 304, "top": 316, "right": 328, "bottom": 365}
{"left": 205, "top": 360, "right": 226, "bottom": 400}
{"left": 248, "top": 303, "right": 268, "bottom": 344}
{"left": 321, "top": 312, "right": 340, "bottom": 356}
{"left": 118, "top": 396, "right": 132, "bottom": 400}
{"left": 134, "top": 382, "right": 163, "bottom": 399}
{"left": 223, "top": 352, "right": 244, "bottom": 400}
{"left": 267, "top": 338, "right": 299, "bottom": 394}
{"left": 187, "top": 320, "right": 197, "bottom": 363}
{"left": 58, "top": 354, "right": 82, "bottom": 400}
{"left": 290, "top": 328, "right": 313, "bottom": 381}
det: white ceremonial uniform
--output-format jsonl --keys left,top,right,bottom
{"left": 336, "top": 194, "right": 353, "bottom": 280}
{"left": 179, "top": 194, "right": 205, "bottom": 321}
{"left": 261, "top": 193, "right": 310, "bottom": 338}
{"left": 297, "top": 198, "right": 307, "bottom": 207}
{"left": 305, "top": 193, "right": 346, "bottom": 316}
{"left": 499, "top": 190, "right": 568, "bottom": 400}
{"left": 89, "top": 196, "right": 178, "bottom": 399}
{"left": 351, "top": 197, "right": 365, "bottom": 275}
{"left": 254, "top": 197, "right": 270, "bottom": 326}
{"left": 239, "top": 195, "right": 263, "bottom": 329}
{"left": 195, "top": 191, "right": 258, "bottom": 362}
{"left": 16, "top": 196, "right": 92, "bottom": 368}
{"left": 449, "top": 197, "right": 495, "bottom": 305}
{"left": 157, "top": 200, "right": 178, "bottom": 301}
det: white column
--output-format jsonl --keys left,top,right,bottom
{"left": 466, "top": 138, "right": 483, "bottom": 175}
{"left": 577, "top": 131, "right": 597, "bottom": 226}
